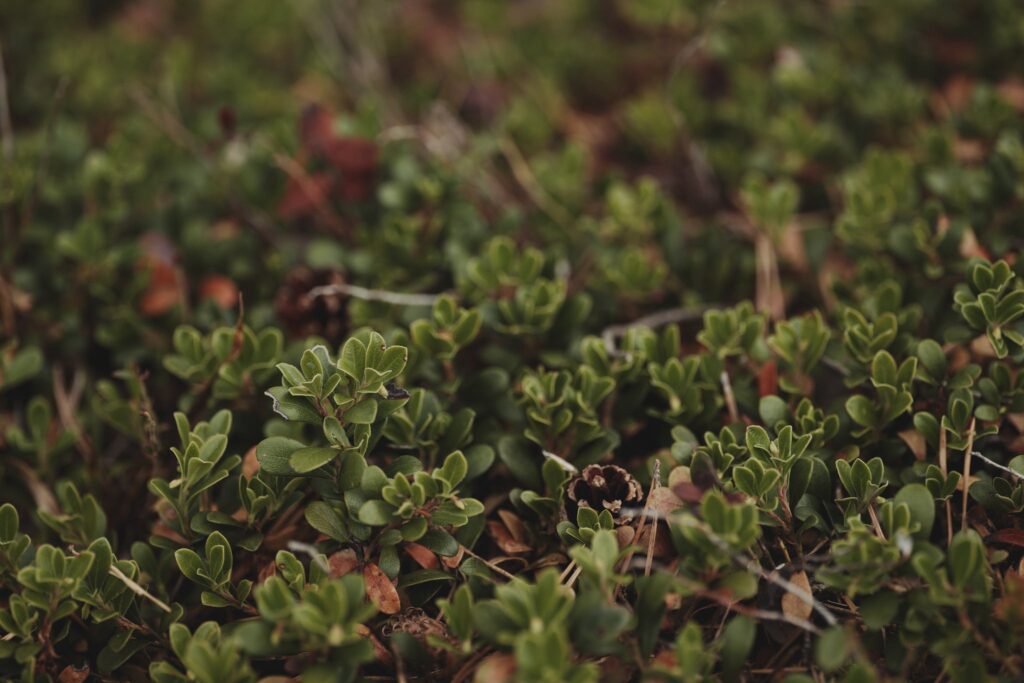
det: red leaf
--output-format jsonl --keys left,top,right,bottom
{"left": 329, "top": 549, "right": 360, "bottom": 578}
{"left": 988, "top": 529, "right": 1024, "bottom": 547}
{"left": 363, "top": 562, "right": 401, "bottom": 614}
{"left": 276, "top": 172, "right": 333, "bottom": 220}
{"left": 758, "top": 360, "right": 778, "bottom": 397}
{"left": 198, "top": 275, "right": 239, "bottom": 309}
{"left": 299, "top": 103, "right": 335, "bottom": 155}
{"left": 404, "top": 542, "right": 439, "bottom": 569}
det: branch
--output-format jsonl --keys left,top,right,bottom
{"left": 971, "top": 450, "right": 1022, "bottom": 479}
{"left": 306, "top": 283, "right": 441, "bottom": 307}
{"left": 106, "top": 560, "right": 172, "bottom": 614}
{"left": 0, "top": 40, "right": 13, "bottom": 161}
{"left": 601, "top": 305, "right": 712, "bottom": 356}
{"left": 962, "top": 418, "right": 976, "bottom": 532}
{"left": 627, "top": 509, "right": 839, "bottom": 627}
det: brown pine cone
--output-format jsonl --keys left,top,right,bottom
{"left": 565, "top": 464, "right": 644, "bottom": 525}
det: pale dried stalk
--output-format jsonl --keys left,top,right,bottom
{"left": 108, "top": 563, "right": 172, "bottom": 614}
{"left": 601, "top": 305, "right": 711, "bottom": 356}
{"left": 962, "top": 418, "right": 976, "bottom": 532}
{"left": 306, "top": 283, "right": 441, "bottom": 307}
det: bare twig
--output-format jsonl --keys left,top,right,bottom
{"left": 971, "top": 450, "right": 1023, "bottom": 480}
{"left": 720, "top": 370, "right": 739, "bottom": 424}
{"left": 866, "top": 503, "right": 886, "bottom": 541}
{"left": 286, "top": 540, "right": 332, "bottom": 575}
{"left": 0, "top": 272, "right": 16, "bottom": 337}
{"left": 940, "top": 428, "right": 952, "bottom": 547}
{"left": 615, "top": 459, "right": 660, "bottom": 582}
{"left": 0, "top": 39, "right": 13, "bottom": 161}
{"left": 9, "top": 459, "right": 58, "bottom": 515}
{"left": 962, "top": 418, "right": 976, "bottom": 532}
{"left": 306, "top": 282, "right": 441, "bottom": 307}
{"left": 271, "top": 151, "right": 349, "bottom": 236}
{"left": 601, "top": 305, "right": 713, "bottom": 356}
{"left": 498, "top": 136, "right": 573, "bottom": 227}
{"left": 654, "top": 511, "right": 839, "bottom": 627}
{"left": 52, "top": 366, "right": 96, "bottom": 468}
{"left": 460, "top": 544, "right": 517, "bottom": 581}
{"left": 542, "top": 450, "right": 579, "bottom": 475}
{"left": 755, "top": 233, "right": 785, "bottom": 321}
{"left": 109, "top": 563, "right": 172, "bottom": 613}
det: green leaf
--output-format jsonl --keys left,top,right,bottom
{"left": 815, "top": 626, "right": 849, "bottom": 672}
{"left": 174, "top": 549, "right": 206, "bottom": 585}
{"left": 0, "top": 503, "right": 18, "bottom": 541}
{"left": 859, "top": 591, "right": 900, "bottom": 630}
{"left": 439, "top": 450, "right": 468, "bottom": 487}
{"left": 345, "top": 399, "right": 379, "bottom": 425}
{"left": 289, "top": 447, "right": 338, "bottom": 474}
{"left": 845, "top": 395, "right": 875, "bottom": 428}
{"left": 358, "top": 500, "right": 395, "bottom": 526}
{"left": 305, "top": 502, "right": 349, "bottom": 541}
{"left": 340, "top": 337, "right": 367, "bottom": 381}
{"left": 894, "top": 483, "right": 935, "bottom": 539}
{"left": 419, "top": 528, "right": 459, "bottom": 557}
{"left": 721, "top": 616, "right": 755, "bottom": 683}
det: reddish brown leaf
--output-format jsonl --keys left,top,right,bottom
{"left": 276, "top": 171, "right": 333, "bottom": 220}
{"left": 473, "top": 653, "right": 517, "bottom": 683}
{"left": 487, "top": 520, "right": 532, "bottom": 554}
{"left": 257, "top": 559, "right": 277, "bottom": 584}
{"left": 242, "top": 446, "right": 260, "bottom": 480}
{"left": 299, "top": 103, "right": 336, "bottom": 155}
{"left": 329, "top": 549, "right": 359, "bottom": 578}
{"left": 781, "top": 571, "right": 813, "bottom": 620}
{"left": 758, "top": 360, "right": 778, "bottom": 397}
{"left": 326, "top": 137, "right": 378, "bottom": 176}
{"left": 898, "top": 429, "right": 927, "bottom": 461}
{"left": 58, "top": 666, "right": 89, "bottom": 683}
{"left": 404, "top": 542, "right": 439, "bottom": 569}
{"left": 998, "top": 78, "right": 1024, "bottom": 112}
{"left": 440, "top": 545, "right": 464, "bottom": 569}
{"left": 198, "top": 275, "right": 239, "bottom": 309}
{"left": 988, "top": 529, "right": 1024, "bottom": 548}
{"left": 496, "top": 510, "right": 528, "bottom": 543}
{"left": 363, "top": 562, "right": 401, "bottom": 614}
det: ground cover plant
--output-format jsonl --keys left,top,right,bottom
{"left": 2, "top": 0, "right": 1024, "bottom": 681}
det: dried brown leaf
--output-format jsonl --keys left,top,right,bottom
{"left": 363, "top": 562, "right": 401, "bottom": 614}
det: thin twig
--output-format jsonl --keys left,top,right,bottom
{"left": 962, "top": 418, "right": 976, "bottom": 532}
{"left": 971, "top": 450, "right": 1023, "bottom": 480}
{"left": 720, "top": 370, "right": 739, "bottom": 424}
{"left": 565, "top": 564, "right": 583, "bottom": 588}
{"left": 0, "top": 39, "right": 13, "bottom": 161}
{"left": 271, "top": 151, "right": 349, "bottom": 237}
{"left": 615, "top": 461, "right": 660, "bottom": 589}
{"left": 109, "top": 563, "right": 172, "bottom": 613}
{"left": 286, "top": 540, "right": 331, "bottom": 575}
{"left": 306, "top": 282, "right": 441, "bottom": 307}
{"left": 542, "top": 450, "right": 578, "bottom": 475}
{"left": 940, "top": 428, "right": 952, "bottom": 547}
{"left": 52, "top": 366, "right": 96, "bottom": 468}
{"left": 601, "top": 305, "right": 713, "bottom": 356}
{"left": 659, "top": 512, "right": 839, "bottom": 627}
{"left": 694, "top": 584, "right": 821, "bottom": 634}
{"left": 498, "top": 136, "right": 574, "bottom": 227}
{"left": 866, "top": 503, "right": 886, "bottom": 541}
{"left": 459, "top": 544, "right": 517, "bottom": 581}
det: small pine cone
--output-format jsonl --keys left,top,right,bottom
{"left": 274, "top": 267, "right": 348, "bottom": 344}
{"left": 565, "top": 464, "right": 644, "bottom": 525}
